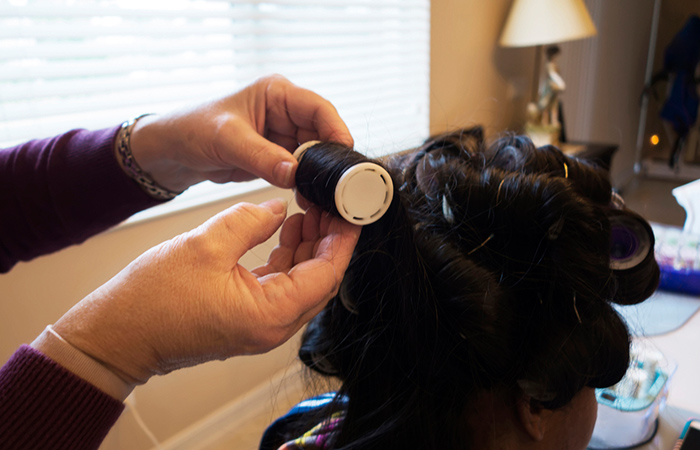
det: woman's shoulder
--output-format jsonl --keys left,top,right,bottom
{"left": 259, "top": 392, "right": 347, "bottom": 450}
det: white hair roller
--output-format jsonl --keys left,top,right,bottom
{"left": 294, "top": 141, "right": 394, "bottom": 226}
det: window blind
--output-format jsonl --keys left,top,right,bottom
{"left": 0, "top": 0, "right": 429, "bottom": 218}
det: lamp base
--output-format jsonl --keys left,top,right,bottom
{"left": 525, "top": 123, "right": 561, "bottom": 147}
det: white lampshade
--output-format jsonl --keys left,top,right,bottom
{"left": 499, "top": 0, "right": 597, "bottom": 47}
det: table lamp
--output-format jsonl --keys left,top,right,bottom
{"left": 500, "top": 0, "right": 597, "bottom": 145}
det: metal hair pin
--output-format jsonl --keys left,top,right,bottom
{"left": 573, "top": 292, "right": 582, "bottom": 324}
{"left": 496, "top": 178, "right": 506, "bottom": 202}
{"left": 467, "top": 233, "right": 495, "bottom": 255}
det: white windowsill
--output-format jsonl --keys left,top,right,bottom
{"left": 118, "top": 178, "right": 274, "bottom": 229}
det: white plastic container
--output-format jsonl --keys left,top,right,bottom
{"left": 588, "top": 340, "right": 676, "bottom": 449}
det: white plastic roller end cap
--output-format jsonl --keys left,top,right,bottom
{"left": 334, "top": 162, "right": 394, "bottom": 225}
{"left": 293, "top": 140, "right": 322, "bottom": 162}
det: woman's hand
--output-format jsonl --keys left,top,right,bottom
{"left": 129, "top": 75, "right": 353, "bottom": 192}
{"left": 53, "top": 199, "right": 361, "bottom": 385}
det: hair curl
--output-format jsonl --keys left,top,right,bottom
{"left": 290, "top": 127, "right": 659, "bottom": 449}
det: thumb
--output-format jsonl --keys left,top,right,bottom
{"left": 202, "top": 199, "right": 289, "bottom": 261}
{"left": 234, "top": 132, "right": 298, "bottom": 188}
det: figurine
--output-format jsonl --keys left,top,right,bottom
{"left": 526, "top": 45, "right": 565, "bottom": 145}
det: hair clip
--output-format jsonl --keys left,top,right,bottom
{"left": 442, "top": 194, "right": 455, "bottom": 224}
{"left": 467, "top": 233, "right": 495, "bottom": 255}
{"left": 610, "top": 190, "right": 626, "bottom": 210}
{"left": 563, "top": 162, "right": 569, "bottom": 179}
{"left": 496, "top": 178, "right": 506, "bottom": 202}
{"left": 572, "top": 292, "right": 582, "bottom": 324}
{"left": 294, "top": 141, "right": 394, "bottom": 225}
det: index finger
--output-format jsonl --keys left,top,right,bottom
{"left": 261, "top": 218, "right": 360, "bottom": 316}
{"left": 267, "top": 78, "right": 354, "bottom": 148}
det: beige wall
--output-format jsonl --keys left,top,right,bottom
{"left": 3, "top": 1, "right": 627, "bottom": 449}
{"left": 431, "top": 0, "right": 658, "bottom": 189}
{"left": 558, "top": 0, "right": 655, "bottom": 187}
{"left": 430, "top": 0, "right": 532, "bottom": 137}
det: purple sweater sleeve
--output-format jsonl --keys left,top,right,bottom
{"left": 0, "top": 127, "right": 163, "bottom": 272}
{"left": 0, "top": 345, "right": 124, "bottom": 450}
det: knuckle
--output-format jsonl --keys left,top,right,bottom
{"left": 234, "top": 201, "right": 261, "bottom": 217}
{"left": 226, "top": 202, "right": 264, "bottom": 231}
{"left": 264, "top": 73, "right": 288, "bottom": 85}
{"left": 263, "top": 74, "right": 292, "bottom": 99}
{"left": 245, "top": 140, "right": 267, "bottom": 169}
{"left": 183, "top": 227, "right": 219, "bottom": 259}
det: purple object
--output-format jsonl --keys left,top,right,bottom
{"left": 658, "top": 266, "right": 700, "bottom": 296}
{"left": 652, "top": 223, "right": 700, "bottom": 296}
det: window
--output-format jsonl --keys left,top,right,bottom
{"left": 0, "top": 0, "right": 430, "bottom": 220}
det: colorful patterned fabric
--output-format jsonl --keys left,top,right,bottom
{"left": 259, "top": 393, "right": 348, "bottom": 450}
{"left": 277, "top": 411, "right": 344, "bottom": 450}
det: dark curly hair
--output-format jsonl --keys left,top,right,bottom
{"left": 288, "top": 127, "right": 659, "bottom": 449}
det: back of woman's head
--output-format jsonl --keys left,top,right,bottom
{"left": 293, "top": 127, "right": 659, "bottom": 449}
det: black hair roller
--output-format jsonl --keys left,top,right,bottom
{"left": 608, "top": 209, "right": 660, "bottom": 305}
{"left": 294, "top": 141, "right": 394, "bottom": 225}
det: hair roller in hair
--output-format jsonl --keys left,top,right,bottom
{"left": 294, "top": 141, "right": 394, "bottom": 225}
{"left": 609, "top": 210, "right": 653, "bottom": 271}
{"left": 609, "top": 209, "right": 659, "bottom": 304}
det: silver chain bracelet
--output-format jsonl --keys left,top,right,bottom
{"left": 115, "top": 114, "right": 182, "bottom": 201}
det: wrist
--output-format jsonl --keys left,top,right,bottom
{"left": 31, "top": 326, "right": 136, "bottom": 401}
{"left": 116, "top": 114, "right": 192, "bottom": 197}
{"left": 52, "top": 292, "right": 157, "bottom": 387}
{"left": 52, "top": 322, "right": 153, "bottom": 387}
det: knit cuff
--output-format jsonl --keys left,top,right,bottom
{"left": 31, "top": 325, "right": 134, "bottom": 401}
{"left": 0, "top": 345, "right": 124, "bottom": 450}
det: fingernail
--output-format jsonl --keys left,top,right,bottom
{"left": 273, "top": 161, "right": 295, "bottom": 187}
{"left": 263, "top": 198, "right": 288, "bottom": 215}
